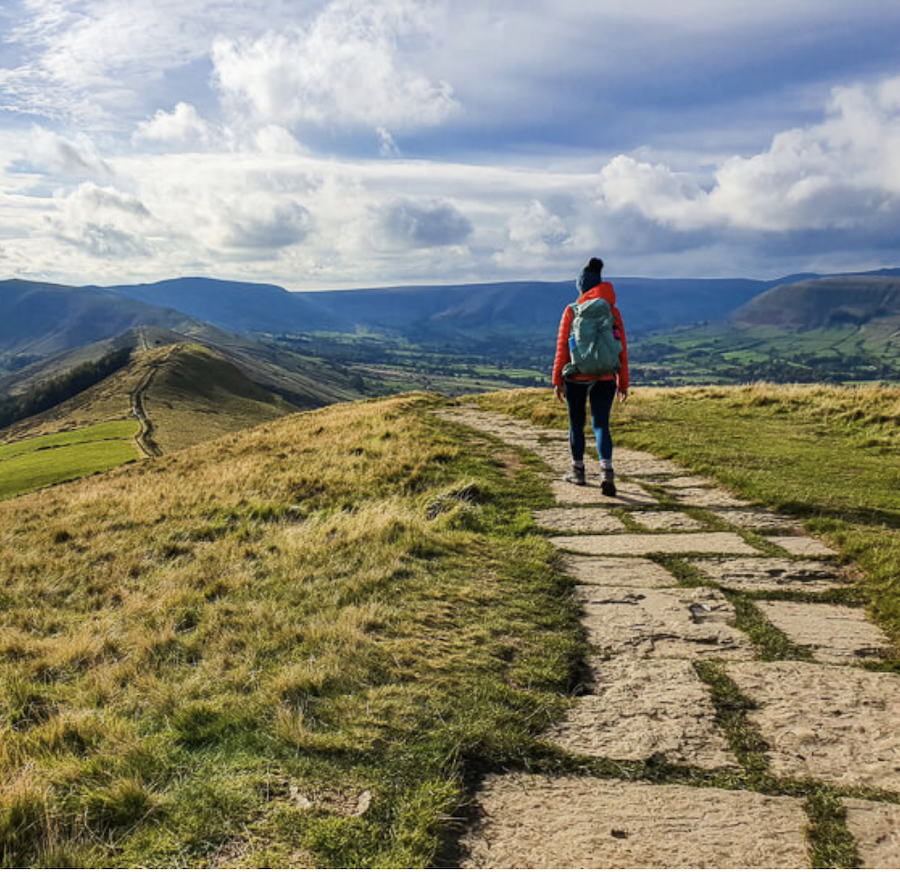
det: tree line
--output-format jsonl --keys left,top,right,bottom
{"left": 0, "top": 346, "right": 133, "bottom": 430}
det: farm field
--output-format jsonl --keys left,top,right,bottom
{"left": 0, "top": 420, "right": 139, "bottom": 500}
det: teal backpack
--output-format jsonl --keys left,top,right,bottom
{"left": 561, "top": 297, "right": 622, "bottom": 378}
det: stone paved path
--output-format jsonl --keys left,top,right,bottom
{"left": 437, "top": 406, "right": 900, "bottom": 869}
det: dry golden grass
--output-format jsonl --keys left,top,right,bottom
{"left": 0, "top": 391, "right": 579, "bottom": 867}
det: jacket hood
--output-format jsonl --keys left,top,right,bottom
{"left": 578, "top": 281, "right": 616, "bottom": 307}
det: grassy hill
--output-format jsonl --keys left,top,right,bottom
{"left": 0, "top": 392, "right": 576, "bottom": 867}
{"left": 1, "top": 384, "right": 899, "bottom": 866}
{"left": 0, "top": 343, "right": 299, "bottom": 499}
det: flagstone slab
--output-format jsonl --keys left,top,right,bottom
{"left": 551, "top": 531, "right": 759, "bottom": 556}
{"left": 756, "top": 601, "right": 893, "bottom": 663}
{"left": 690, "top": 557, "right": 850, "bottom": 593}
{"left": 628, "top": 511, "right": 706, "bottom": 532}
{"left": 843, "top": 799, "right": 900, "bottom": 869}
{"left": 560, "top": 555, "right": 680, "bottom": 588}
{"left": 614, "top": 448, "right": 689, "bottom": 476}
{"left": 544, "top": 657, "right": 737, "bottom": 768}
{"left": 764, "top": 535, "right": 838, "bottom": 557}
{"left": 576, "top": 585, "right": 754, "bottom": 659}
{"left": 726, "top": 662, "right": 900, "bottom": 791}
{"left": 669, "top": 487, "right": 754, "bottom": 508}
{"left": 460, "top": 775, "right": 809, "bottom": 870}
{"left": 550, "top": 479, "right": 658, "bottom": 507}
{"left": 532, "top": 507, "right": 626, "bottom": 533}
{"left": 708, "top": 508, "right": 801, "bottom": 530}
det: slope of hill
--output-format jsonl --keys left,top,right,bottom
{"left": 733, "top": 275, "right": 900, "bottom": 330}
{"left": 104, "top": 276, "right": 344, "bottom": 333}
{"left": 0, "top": 391, "right": 576, "bottom": 867}
{"left": 0, "top": 280, "right": 203, "bottom": 363}
{"left": 105, "top": 275, "right": 777, "bottom": 338}
{"left": 0, "top": 343, "right": 298, "bottom": 498}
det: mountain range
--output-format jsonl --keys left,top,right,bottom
{"left": 3, "top": 267, "right": 899, "bottom": 409}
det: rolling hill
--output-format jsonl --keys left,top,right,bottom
{"left": 732, "top": 274, "right": 900, "bottom": 331}
{"left": 104, "top": 275, "right": 779, "bottom": 339}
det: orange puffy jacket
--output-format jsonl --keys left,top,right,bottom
{"left": 552, "top": 282, "right": 629, "bottom": 391}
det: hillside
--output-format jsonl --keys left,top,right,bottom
{"left": 0, "top": 343, "right": 298, "bottom": 499}
{"left": 0, "top": 280, "right": 203, "bottom": 364}
{"left": 0, "top": 391, "right": 576, "bottom": 867}
{"left": 2, "top": 385, "right": 899, "bottom": 866}
{"left": 733, "top": 275, "right": 900, "bottom": 330}
{"left": 107, "top": 275, "right": 777, "bottom": 338}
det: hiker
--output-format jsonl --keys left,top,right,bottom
{"left": 552, "top": 257, "right": 629, "bottom": 495}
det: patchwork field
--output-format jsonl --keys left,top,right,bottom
{"left": 0, "top": 420, "right": 139, "bottom": 500}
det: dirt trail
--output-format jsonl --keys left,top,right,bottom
{"left": 129, "top": 346, "right": 168, "bottom": 458}
{"left": 437, "top": 405, "right": 900, "bottom": 870}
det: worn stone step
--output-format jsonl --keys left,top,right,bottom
{"left": 543, "top": 657, "right": 737, "bottom": 769}
{"left": 726, "top": 662, "right": 900, "bottom": 792}
{"left": 627, "top": 510, "right": 707, "bottom": 532}
{"left": 844, "top": 799, "right": 900, "bottom": 869}
{"left": 756, "top": 601, "right": 893, "bottom": 663}
{"left": 690, "top": 557, "right": 851, "bottom": 593}
{"left": 576, "top": 585, "right": 755, "bottom": 660}
{"left": 551, "top": 531, "right": 760, "bottom": 556}
{"left": 550, "top": 479, "right": 658, "bottom": 507}
{"left": 460, "top": 775, "right": 809, "bottom": 869}
{"left": 560, "top": 555, "right": 680, "bottom": 588}
{"left": 532, "top": 507, "right": 626, "bottom": 533}
{"left": 763, "top": 535, "right": 838, "bottom": 556}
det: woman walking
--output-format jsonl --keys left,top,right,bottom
{"left": 552, "top": 257, "right": 629, "bottom": 495}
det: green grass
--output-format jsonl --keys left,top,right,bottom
{"left": 0, "top": 420, "right": 140, "bottom": 500}
{"left": 0, "top": 393, "right": 582, "bottom": 868}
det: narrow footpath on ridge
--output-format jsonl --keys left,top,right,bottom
{"left": 436, "top": 405, "right": 900, "bottom": 869}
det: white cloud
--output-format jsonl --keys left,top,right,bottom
{"left": 507, "top": 200, "right": 570, "bottom": 254}
{"left": 592, "top": 75, "right": 900, "bottom": 244}
{"left": 211, "top": 0, "right": 458, "bottom": 131}
{"left": 372, "top": 197, "right": 472, "bottom": 250}
{"left": 27, "top": 127, "right": 112, "bottom": 177}
{"left": 134, "top": 102, "right": 209, "bottom": 144}
{"left": 49, "top": 181, "right": 156, "bottom": 257}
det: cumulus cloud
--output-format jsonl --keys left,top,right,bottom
{"left": 134, "top": 102, "right": 209, "bottom": 144}
{"left": 373, "top": 197, "right": 472, "bottom": 249}
{"left": 507, "top": 200, "right": 570, "bottom": 254}
{"left": 50, "top": 182, "right": 155, "bottom": 258}
{"left": 26, "top": 127, "right": 113, "bottom": 177}
{"left": 594, "top": 74, "right": 900, "bottom": 249}
{"left": 218, "top": 198, "right": 313, "bottom": 250}
{"left": 211, "top": 0, "right": 458, "bottom": 131}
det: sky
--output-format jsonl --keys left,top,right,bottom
{"left": 1, "top": 0, "right": 900, "bottom": 290}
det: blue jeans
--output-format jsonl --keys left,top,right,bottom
{"left": 565, "top": 378, "right": 616, "bottom": 463}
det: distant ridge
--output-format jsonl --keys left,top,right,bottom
{"left": 733, "top": 274, "right": 900, "bottom": 330}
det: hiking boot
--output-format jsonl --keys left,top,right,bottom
{"left": 600, "top": 466, "right": 617, "bottom": 497}
{"left": 564, "top": 464, "right": 586, "bottom": 486}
